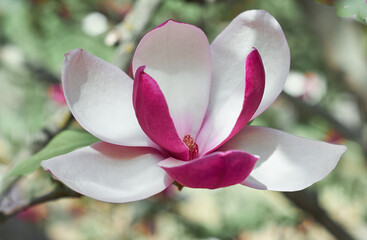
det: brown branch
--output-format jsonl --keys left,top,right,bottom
{"left": 281, "top": 92, "right": 362, "bottom": 142}
{"left": 32, "top": 112, "right": 75, "bottom": 153}
{"left": 110, "top": 0, "right": 163, "bottom": 69}
{"left": 0, "top": 109, "right": 74, "bottom": 208}
{"left": 283, "top": 190, "right": 355, "bottom": 240}
{"left": 298, "top": 0, "right": 367, "bottom": 122}
{"left": 0, "top": 184, "right": 81, "bottom": 223}
{"left": 281, "top": 92, "right": 367, "bottom": 157}
{"left": 0, "top": 177, "right": 21, "bottom": 204}
{"left": 295, "top": 0, "right": 367, "bottom": 156}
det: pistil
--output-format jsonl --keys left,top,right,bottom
{"left": 183, "top": 134, "right": 199, "bottom": 160}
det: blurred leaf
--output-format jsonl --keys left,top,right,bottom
{"left": 316, "top": 0, "right": 337, "bottom": 6}
{"left": 8, "top": 130, "right": 99, "bottom": 176}
{"left": 335, "top": 0, "right": 367, "bottom": 22}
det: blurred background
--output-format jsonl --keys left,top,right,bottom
{"left": 0, "top": 0, "right": 366, "bottom": 239}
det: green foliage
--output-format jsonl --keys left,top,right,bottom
{"left": 216, "top": 190, "right": 299, "bottom": 233}
{"left": 8, "top": 130, "right": 99, "bottom": 176}
{"left": 318, "top": 0, "right": 367, "bottom": 23}
{"left": 0, "top": 69, "right": 52, "bottom": 154}
{"left": 0, "top": 0, "right": 114, "bottom": 75}
{"left": 335, "top": 0, "right": 367, "bottom": 23}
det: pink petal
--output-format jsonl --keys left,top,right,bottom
{"left": 210, "top": 10, "right": 290, "bottom": 120}
{"left": 62, "top": 49, "right": 151, "bottom": 147}
{"left": 133, "top": 66, "right": 189, "bottom": 160}
{"left": 219, "top": 126, "right": 347, "bottom": 191}
{"left": 197, "top": 49, "right": 265, "bottom": 154}
{"left": 41, "top": 142, "right": 173, "bottom": 203}
{"left": 132, "top": 20, "right": 212, "bottom": 140}
{"left": 158, "top": 150, "right": 258, "bottom": 189}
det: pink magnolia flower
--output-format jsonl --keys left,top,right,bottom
{"left": 41, "top": 10, "right": 346, "bottom": 203}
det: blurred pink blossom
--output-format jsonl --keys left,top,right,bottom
{"left": 47, "top": 84, "right": 66, "bottom": 105}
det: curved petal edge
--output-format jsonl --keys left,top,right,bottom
{"left": 132, "top": 20, "right": 212, "bottom": 139}
{"left": 219, "top": 126, "right": 347, "bottom": 191}
{"left": 62, "top": 48, "right": 151, "bottom": 147}
{"left": 210, "top": 10, "right": 290, "bottom": 120}
{"left": 41, "top": 142, "right": 173, "bottom": 203}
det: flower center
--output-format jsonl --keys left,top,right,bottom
{"left": 183, "top": 134, "right": 199, "bottom": 160}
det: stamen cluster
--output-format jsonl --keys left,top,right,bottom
{"left": 183, "top": 134, "right": 199, "bottom": 160}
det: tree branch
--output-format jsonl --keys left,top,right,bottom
{"left": 281, "top": 92, "right": 362, "bottom": 142}
{"left": 281, "top": 92, "right": 367, "bottom": 157}
{"left": 283, "top": 190, "right": 355, "bottom": 240}
{"left": 0, "top": 184, "right": 81, "bottom": 223}
{"left": 109, "top": 0, "right": 163, "bottom": 69}
{"left": 295, "top": 0, "right": 367, "bottom": 156}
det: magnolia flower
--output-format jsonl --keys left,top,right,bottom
{"left": 41, "top": 10, "right": 346, "bottom": 203}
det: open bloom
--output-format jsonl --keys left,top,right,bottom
{"left": 41, "top": 10, "right": 346, "bottom": 203}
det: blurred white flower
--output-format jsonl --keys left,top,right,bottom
{"left": 0, "top": 45, "right": 25, "bottom": 68}
{"left": 332, "top": 94, "right": 362, "bottom": 129}
{"left": 82, "top": 12, "right": 108, "bottom": 36}
{"left": 284, "top": 71, "right": 327, "bottom": 105}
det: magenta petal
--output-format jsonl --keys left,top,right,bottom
{"left": 158, "top": 150, "right": 258, "bottom": 189}
{"left": 230, "top": 49, "right": 265, "bottom": 135}
{"left": 202, "top": 49, "right": 265, "bottom": 154}
{"left": 133, "top": 66, "right": 189, "bottom": 160}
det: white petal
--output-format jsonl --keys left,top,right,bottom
{"left": 41, "top": 142, "right": 172, "bottom": 203}
{"left": 219, "top": 126, "right": 346, "bottom": 191}
{"left": 210, "top": 10, "right": 290, "bottom": 120}
{"left": 63, "top": 49, "right": 151, "bottom": 146}
{"left": 132, "top": 20, "right": 212, "bottom": 139}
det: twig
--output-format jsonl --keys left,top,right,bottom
{"left": 32, "top": 112, "right": 75, "bottom": 153}
{"left": 110, "top": 0, "right": 162, "bottom": 69}
{"left": 281, "top": 92, "right": 362, "bottom": 143}
{"left": 25, "top": 62, "right": 60, "bottom": 84}
{"left": 282, "top": 91, "right": 367, "bottom": 158}
{"left": 283, "top": 190, "right": 355, "bottom": 240}
{"left": 282, "top": 92, "right": 364, "bottom": 240}
{"left": 0, "top": 177, "right": 21, "bottom": 203}
{"left": 295, "top": 0, "right": 367, "bottom": 156}
{"left": 0, "top": 183, "right": 81, "bottom": 223}
{"left": 0, "top": 113, "right": 75, "bottom": 219}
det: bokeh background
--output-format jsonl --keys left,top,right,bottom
{"left": 0, "top": 0, "right": 366, "bottom": 239}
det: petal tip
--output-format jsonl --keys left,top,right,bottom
{"left": 232, "top": 126, "right": 348, "bottom": 192}
{"left": 40, "top": 160, "right": 48, "bottom": 170}
{"left": 238, "top": 10, "right": 270, "bottom": 23}
{"left": 158, "top": 19, "right": 195, "bottom": 28}
{"left": 133, "top": 65, "right": 146, "bottom": 78}
{"left": 64, "top": 48, "right": 83, "bottom": 57}
{"left": 149, "top": 19, "right": 186, "bottom": 32}
{"left": 41, "top": 161, "right": 58, "bottom": 179}
{"left": 339, "top": 144, "right": 348, "bottom": 153}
